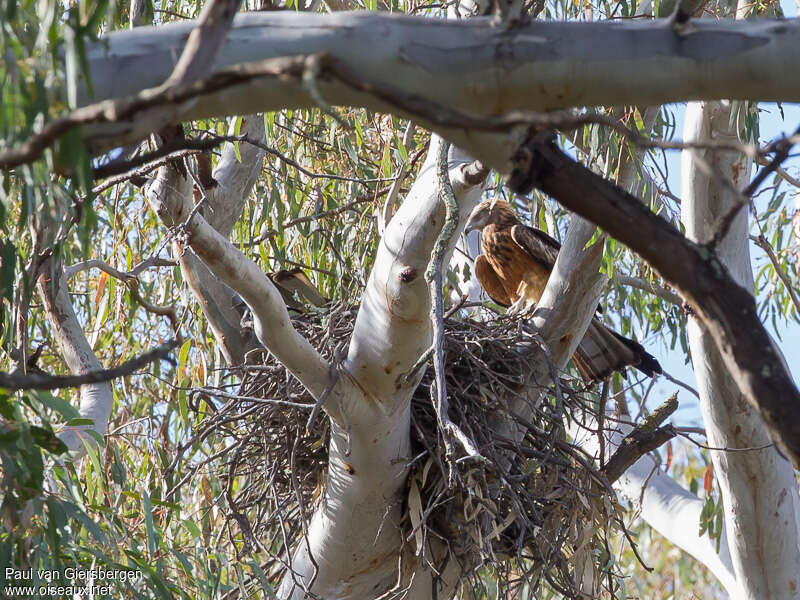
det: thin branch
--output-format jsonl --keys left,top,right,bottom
{"left": 751, "top": 221, "right": 800, "bottom": 316}
{"left": 93, "top": 137, "right": 226, "bottom": 180}
{"left": 127, "top": 280, "right": 180, "bottom": 332}
{"left": 711, "top": 124, "right": 800, "bottom": 246}
{"left": 613, "top": 273, "right": 683, "bottom": 306}
{"left": 202, "top": 131, "right": 397, "bottom": 184}
{"left": 64, "top": 257, "right": 176, "bottom": 281}
{"left": 90, "top": 148, "right": 206, "bottom": 194}
{"left": 243, "top": 192, "right": 389, "bottom": 247}
{"left": 0, "top": 340, "right": 179, "bottom": 391}
{"left": 757, "top": 156, "right": 800, "bottom": 188}
{"left": 425, "top": 139, "right": 485, "bottom": 477}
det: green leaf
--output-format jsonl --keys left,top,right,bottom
{"left": 233, "top": 115, "right": 243, "bottom": 162}
{"left": 0, "top": 240, "right": 16, "bottom": 303}
{"left": 64, "top": 417, "right": 96, "bottom": 427}
{"left": 142, "top": 491, "right": 158, "bottom": 557}
{"left": 30, "top": 425, "right": 68, "bottom": 455}
{"left": 178, "top": 339, "right": 192, "bottom": 381}
{"left": 182, "top": 518, "right": 202, "bottom": 539}
{"left": 33, "top": 391, "right": 80, "bottom": 420}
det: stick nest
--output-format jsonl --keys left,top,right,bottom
{"left": 190, "top": 303, "right": 630, "bottom": 598}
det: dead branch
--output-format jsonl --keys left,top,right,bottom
{"left": 602, "top": 393, "right": 679, "bottom": 483}
{"left": 0, "top": 340, "right": 179, "bottom": 391}
{"left": 509, "top": 131, "right": 800, "bottom": 468}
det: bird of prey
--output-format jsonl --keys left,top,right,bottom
{"left": 464, "top": 199, "right": 661, "bottom": 383}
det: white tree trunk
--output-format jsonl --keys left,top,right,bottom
{"left": 38, "top": 262, "right": 113, "bottom": 458}
{"left": 272, "top": 137, "right": 486, "bottom": 599}
{"left": 681, "top": 100, "right": 800, "bottom": 599}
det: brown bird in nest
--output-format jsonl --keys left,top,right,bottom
{"left": 464, "top": 199, "right": 661, "bottom": 383}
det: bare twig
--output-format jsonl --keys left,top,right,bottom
{"left": 613, "top": 273, "right": 683, "bottom": 306}
{"left": 750, "top": 205, "right": 800, "bottom": 316}
{"left": 93, "top": 137, "right": 225, "bottom": 180}
{"left": 0, "top": 340, "right": 179, "bottom": 390}
{"left": 64, "top": 257, "right": 176, "bottom": 281}
{"left": 711, "top": 124, "right": 800, "bottom": 246}
{"left": 425, "top": 139, "right": 485, "bottom": 480}
{"left": 757, "top": 156, "right": 800, "bottom": 188}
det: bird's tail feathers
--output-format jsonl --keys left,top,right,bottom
{"left": 573, "top": 319, "right": 661, "bottom": 383}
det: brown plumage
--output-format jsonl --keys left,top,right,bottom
{"left": 465, "top": 199, "right": 661, "bottom": 383}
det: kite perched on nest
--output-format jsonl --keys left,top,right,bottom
{"left": 464, "top": 199, "right": 661, "bottom": 383}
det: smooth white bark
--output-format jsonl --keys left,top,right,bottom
{"left": 345, "top": 138, "right": 484, "bottom": 402}
{"left": 143, "top": 115, "right": 267, "bottom": 365}
{"left": 681, "top": 100, "right": 800, "bottom": 600}
{"left": 38, "top": 263, "right": 113, "bottom": 459}
{"left": 279, "top": 137, "right": 486, "bottom": 599}
{"left": 79, "top": 13, "right": 800, "bottom": 166}
{"left": 179, "top": 209, "right": 332, "bottom": 398}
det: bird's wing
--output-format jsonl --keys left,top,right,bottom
{"left": 510, "top": 224, "right": 561, "bottom": 269}
{"left": 269, "top": 268, "right": 329, "bottom": 308}
{"left": 475, "top": 254, "right": 511, "bottom": 307}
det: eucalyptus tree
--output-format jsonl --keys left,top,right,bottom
{"left": 1, "top": 0, "right": 799, "bottom": 598}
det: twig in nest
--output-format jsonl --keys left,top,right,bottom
{"left": 305, "top": 365, "right": 339, "bottom": 433}
{"left": 425, "top": 138, "right": 486, "bottom": 485}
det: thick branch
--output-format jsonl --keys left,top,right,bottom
{"left": 0, "top": 13, "right": 794, "bottom": 167}
{"left": 145, "top": 161, "right": 258, "bottom": 365}
{"left": 182, "top": 211, "right": 331, "bottom": 399}
{"left": 38, "top": 261, "right": 114, "bottom": 457}
{"left": 571, "top": 415, "right": 739, "bottom": 595}
{"left": 346, "top": 139, "right": 484, "bottom": 402}
{"left": 163, "top": 0, "right": 242, "bottom": 87}
{"left": 511, "top": 135, "right": 800, "bottom": 468}
{"left": 83, "top": 14, "right": 800, "bottom": 117}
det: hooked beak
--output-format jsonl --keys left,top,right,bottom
{"left": 464, "top": 211, "right": 482, "bottom": 234}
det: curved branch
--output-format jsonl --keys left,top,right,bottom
{"left": 182, "top": 209, "right": 331, "bottom": 398}
{"left": 570, "top": 415, "right": 739, "bottom": 595}
{"left": 0, "top": 341, "right": 178, "bottom": 391}
{"left": 510, "top": 134, "right": 800, "bottom": 468}
{"left": 613, "top": 273, "right": 683, "bottom": 306}
{"left": 346, "top": 137, "right": 484, "bottom": 402}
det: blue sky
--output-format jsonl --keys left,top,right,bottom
{"left": 645, "top": 3, "right": 799, "bottom": 424}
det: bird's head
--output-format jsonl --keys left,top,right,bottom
{"left": 464, "top": 199, "right": 518, "bottom": 233}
